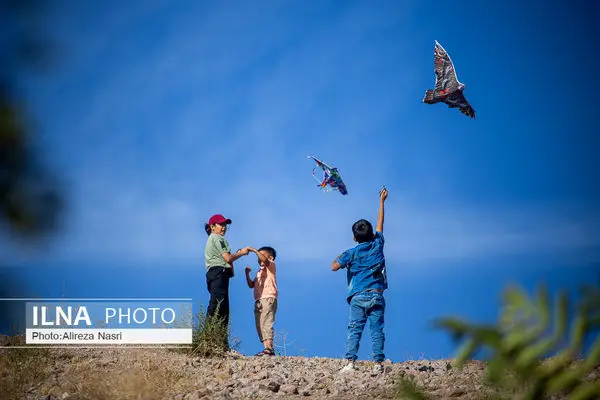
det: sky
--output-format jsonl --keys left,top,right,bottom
{"left": 2, "top": 0, "right": 599, "bottom": 361}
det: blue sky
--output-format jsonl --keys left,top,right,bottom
{"left": 2, "top": 0, "right": 599, "bottom": 360}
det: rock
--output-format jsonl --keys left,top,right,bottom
{"left": 184, "top": 389, "right": 210, "bottom": 400}
{"left": 16, "top": 347, "right": 499, "bottom": 400}
{"left": 449, "top": 388, "right": 466, "bottom": 397}
{"left": 210, "top": 393, "right": 233, "bottom": 400}
{"left": 267, "top": 381, "right": 281, "bottom": 392}
{"left": 205, "top": 383, "right": 219, "bottom": 392}
{"left": 279, "top": 384, "right": 299, "bottom": 395}
{"left": 256, "top": 370, "right": 269, "bottom": 380}
{"left": 237, "top": 378, "right": 250, "bottom": 387}
{"left": 414, "top": 360, "right": 434, "bottom": 373}
{"left": 238, "top": 387, "right": 257, "bottom": 397}
{"left": 96, "top": 360, "right": 111, "bottom": 367}
{"left": 330, "top": 386, "right": 347, "bottom": 396}
{"left": 0, "top": 334, "right": 11, "bottom": 346}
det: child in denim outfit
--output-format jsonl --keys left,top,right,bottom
{"left": 332, "top": 187, "right": 388, "bottom": 373}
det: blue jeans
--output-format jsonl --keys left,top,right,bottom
{"left": 345, "top": 291, "right": 385, "bottom": 362}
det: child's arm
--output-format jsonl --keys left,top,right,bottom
{"left": 376, "top": 186, "right": 388, "bottom": 233}
{"left": 244, "top": 266, "right": 255, "bottom": 288}
{"left": 332, "top": 250, "right": 350, "bottom": 271}
{"left": 249, "top": 247, "right": 270, "bottom": 267}
{"left": 332, "top": 254, "right": 344, "bottom": 271}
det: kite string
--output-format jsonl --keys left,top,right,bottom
{"left": 311, "top": 168, "right": 322, "bottom": 183}
{"left": 311, "top": 168, "right": 332, "bottom": 191}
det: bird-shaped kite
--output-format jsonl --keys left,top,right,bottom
{"left": 422, "top": 40, "right": 475, "bottom": 119}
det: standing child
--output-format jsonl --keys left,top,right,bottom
{"left": 204, "top": 214, "right": 251, "bottom": 328}
{"left": 244, "top": 246, "right": 278, "bottom": 356}
{"left": 332, "top": 187, "right": 389, "bottom": 373}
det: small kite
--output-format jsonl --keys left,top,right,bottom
{"left": 422, "top": 40, "right": 476, "bottom": 119}
{"left": 307, "top": 156, "right": 348, "bottom": 195}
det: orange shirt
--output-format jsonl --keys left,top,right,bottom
{"left": 253, "top": 261, "right": 278, "bottom": 301}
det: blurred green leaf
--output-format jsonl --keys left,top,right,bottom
{"left": 570, "top": 315, "right": 587, "bottom": 352}
{"left": 1, "top": 0, "right": 63, "bottom": 239}
{"left": 427, "top": 282, "right": 600, "bottom": 400}
{"left": 396, "top": 376, "right": 431, "bottom": 400}
{"left": 569, "top": 381, "right": 600, "bottom": 400}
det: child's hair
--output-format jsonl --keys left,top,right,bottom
{"left": 352, "top": 219, "right": 374, "bottom": 243}
{"left": 258, "top": 246, "right": 277, "bottom": 260}
{"left": 204, "top": 223, "right": 211, "bottom": 236}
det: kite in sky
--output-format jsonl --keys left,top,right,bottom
{"left": 307, "top": 156, "right": 348, "bottom": 195}
{"left": 422, "top": 40, "right": 476, "bottom": 119}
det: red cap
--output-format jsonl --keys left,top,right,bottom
{"left": 208, "top": 214, "right": 232, "bottom": 225}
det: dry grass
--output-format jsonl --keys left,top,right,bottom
{"left": 53, "top": 355, "right": 196, "bottom": 400}
{"left": 0, "top": 306, "right": 239, "bottom": 400}
{"left": 0, "top": 333, "right": 200, "bottom": 400}
{"left": 3, "top": 348, "right": 205, "bottom": 400}
{"left": 0, "top": 335, "right": 52, "bottom": 400}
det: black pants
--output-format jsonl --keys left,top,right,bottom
{"left": 206, "top": 267, "right": 232, "bottom": 326}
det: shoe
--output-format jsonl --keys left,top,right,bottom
{"left": 340, "top": 361, "right": 357, "bottom": 373}
{"left": 371, "top": 362, "right": 384, "bottom": 374}
{"left": 255, "top": 348, "right": 275, "bottom": 356}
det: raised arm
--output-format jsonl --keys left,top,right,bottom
{"left": 244, "top": 266, "right": 255, "bottom": 288}
{"left": 376, "top": 186, "right": 388, "bottom": 233}
{"left": 249, "top": 247, "right": 270, "bottom": 266}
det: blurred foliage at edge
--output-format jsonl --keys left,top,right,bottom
{"left": 1, "top": 0, "right": 63, "bottom": 240}
{"left": 398, "top": 283, "right": 600, "bottom": 400}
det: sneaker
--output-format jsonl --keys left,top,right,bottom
{"left": 340, "top": 361, "right": 357, "bottom": 373}
{"left": 371, "top": 362, "right": 384, "bottom": 374}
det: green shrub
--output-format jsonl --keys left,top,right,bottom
{"left": 189, "top": 305, "right": 235, "bottom": 358}
{"left": 429, "top": 283, "right": 600, "bottom": 400}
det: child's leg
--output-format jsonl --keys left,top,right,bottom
{"left": 344, "top": 294, "right": 368, "bottom": 361}
{"left": 254, "top": 300, "right": 263, "bottom": 344}
{"left": 259, "top": 297, "right": 277, "bottom": 350}
{"left": 366, "top": 293, "right": 386, "bottom": 362}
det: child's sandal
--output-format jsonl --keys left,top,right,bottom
{"left": 255, "top": 348, "right": 274, "bottom": 356}
{"left": 264, "top": 348, "right": 274, "bottom": 356}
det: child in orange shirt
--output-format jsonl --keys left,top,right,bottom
{"left": 245, "top": 246, "right": 278, "bottom": 356}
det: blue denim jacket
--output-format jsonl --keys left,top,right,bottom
{"left": 337, "top": 231, "right": 387, "bottom": 303}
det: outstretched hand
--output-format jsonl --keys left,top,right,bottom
{"left": 379, "top": 186, "right": 388, "bottom": 201}
{"left": 238, "top": 247, "right": 252, "bottom": 256}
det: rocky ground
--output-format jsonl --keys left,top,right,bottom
{"left": 1, "top": 345, "right": 501, "bottom": 400}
